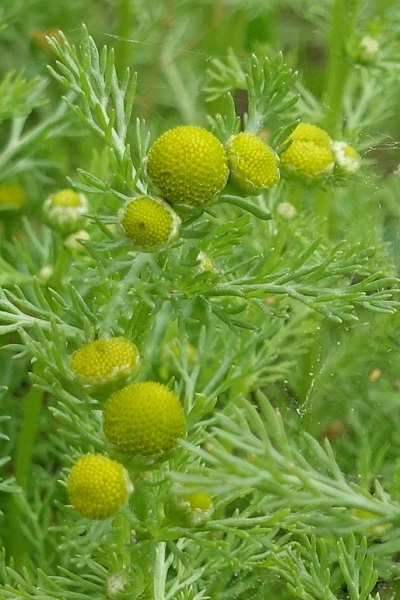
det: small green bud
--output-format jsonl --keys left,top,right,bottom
{"left": 358, "top": 36, "right": 380, "bottom": 64}
{"left": 147, "top": 125, "right": 229, "bottom": 208}
{"left": 119, "top": 195, "right": 180, "bottom": 251}
{"left": 43, "top": 188, "right": 89, "bottom": 235}
{"left": 226, "top": 132, "right": 280, "bottom": 196}
{"left": 181, "top": 492, "right": 214, "bottom": 525}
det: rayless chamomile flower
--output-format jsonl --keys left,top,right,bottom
{"left": 280, "top": 123, "right": 334, "bottom": 180}
{"left": 43, "top": 188, "right": 89, "bottom": 235}
{"left": 70, "top": 337, "right": 140, "bottom": 392}
{"left": 146, "top": 125, "right": 229, "bottom": 208}
{"left": 67, "top": 453, "right": 131, "bottom": 520}
{"left": 226, "top": 132, "right": 280, "bottom": 196}
{"left": 119, "top": 195, "right": 181, "bottom": 252}
{"left": 102, "top": 381, "right": 186, "bottom": 456}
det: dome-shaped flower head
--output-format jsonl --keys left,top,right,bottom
{"left": 226, "top": 132, "right": 280, "bottom": 196}
{"left": 181, "top": 491, "right": 214, "bottom": 525}
{"left": 70, "top": 337, "right": 140, "bottom": 391}
{"left": 331, "top": 141, "right": 361, "bottom": 174}
{"left": 102, "top": 382, "right": 186, "bottom": 456}
{"left": 280, "top": 123, "right": 334, "bottom": 180}
{"left": 119, "top": 196, "right": 181, "bottom": 252}
{"left": 43, "top": 188, "right": 88, "bottom": 235}
{"left": 68, "top": 453, "right": 130, "bottom": 520}
{"left": 146, "top": 125, "right": 229, "bottom": 208}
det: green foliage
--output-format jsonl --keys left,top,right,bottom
{"left": 1, "top": 1, "right": 400, "bottom": 599}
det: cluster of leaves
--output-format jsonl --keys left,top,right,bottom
{"left": 1, "top": 1, "right": 400, "bottom": 599}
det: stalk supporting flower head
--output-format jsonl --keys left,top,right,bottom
{"left": 43, "top": 188, "right": 89, "bottom": 235}
{"left": 146, "top": 125, "right": 229, "bottom": 207}
{"left": 102, "top": 381, "right": 186, "bottom": 456}
{"left": 70, "top": 337, "right": 140, "bottom": 390}
{"left": 119, "top": 195, "right": 181, "bottom": 252}
{"left": 280, "top": 123, "right": 335, "bottom": 180}
{"left": 226, "top": 132, "right": 280, "bottom": 196}
{"left": 67, "top": 453, "right": 130, "bottom": 520}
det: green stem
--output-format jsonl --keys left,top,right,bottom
{"left": 323, "top": 0, "right": 360, "bottom": 137}
{"left": 115, "top": 0, "right": 135, "bottom": 76}
{"left": 113, "top": 513, "right": 131, "bottom": 571}
{"left": 6, "top": 361, "right": 45, "bottom": 570}
{"left": 153, "top": 541, "right": 167, "bottom": 600}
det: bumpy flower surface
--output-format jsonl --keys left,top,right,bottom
{"left": 119, "top": 196, "right": 180, "bottom": 251}
{"left": 68, "top": 454, "right": 128, "bottom": 520}
{"left": 147, "top": 125, "right": 229, "bottom": 207}
{"left": 103, "top": 382, "right": 186, "bottom": 456}
{"left": 226, "top": 132, "right": 280, "bottom": 196}
{"left": 280, "top": 123, "right": 334, "bottom": 179}
{"left": 43, "top": 188, "right": 88, "bottom": 234}
{"left": 70, "top": 337, "right": 140, "bottom": 389}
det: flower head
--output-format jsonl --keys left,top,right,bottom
{"left": 146, "top": 125, "right": 229, "bottom": 207}
{"left": 181, "top": 491, "right": 214, "bottom": 525}
{"left": 43, "top": 188, "right": 88, "bottom": 235}
{"left": 102, "top": 382, "right": 186, "bottom": 456}
{"left": 67, "top": 453, "right": 130, "bottom": 520}
{"left": 280, "top": 123, "right": 334, "bottom": 180}
{"left": 119, "top": 195, "right": 180, "bottom": 251}
{"left": 70, "top": 337, "right": 140, "bottom": 390}
{"left": 226, "top": 132, "right": 280, "bottom": 196}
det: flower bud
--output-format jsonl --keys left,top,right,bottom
{"left": 147, "top": 125, "right": 229, "bottom": 208}
{"left": 70, "top": 337, "right": 140, "bottom": 391}
{"left": 276, "top": 201, "right": 297, "bottom": 220}
{"left": 181, "top": 492, "right": 214, "bottom": 525}
{"left": 358, "top": 36, "right": 380, "bottom": 64}
{"left": 280, "top": 123, "right": 334, "bottom": 180}
{"left": 68, "top": 454, "right": 131, "bottom": 520}
{"left": 226, "top": 132, "right": 280, "bottom": 196}
{"left": 43, "top": 188, "right": 88, "bottom": 235}
{"left": 332, "top": 141, "right": 361, "bottom": 174}
{"left": 102, "top": 382, "right": 186, "bottom": 456}
{"left": 119, "top": 196, "right": 180, "bottom": 251}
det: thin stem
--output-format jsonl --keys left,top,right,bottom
{"left": 5, "top": 360, "right": 45, "bottom": 571}
{"left": 323, "top": 0, "right": 360, "bottom": 137}
{"left": 153, "top": 541, "right": 167, "bottom": 600}
{"left": 115, "top": 0, "right": 135, "bottom": 77}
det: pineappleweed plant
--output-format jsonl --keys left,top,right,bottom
{"left": 1, "top": 1, "right": 400, "bottom": 599}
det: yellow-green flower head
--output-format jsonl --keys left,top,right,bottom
{"left": 280, "top": 123, "right": 335, "bottom": 180}
{"left": 70, "top": 337, "right": 140, "bottom": 390}
{"left": 68, "top": 453, "right": 130, "bottom": 520}
{"left": 226, "top": 132, "right": 280, "bottom": 196}
{"left": 43, "top": 188, "right": 89, "bottom": 235}
{"left": 102, "top": 382, "right": 186, "bottom": 456}
{"left": 332, "top": 141, "right": 361, "bottom": 174}
{"left": 181, "top": 492, "right": 214, "bottom": 525}
{"left": 119, "top": 196, "right": 181, "bottom": 252}
{"left": 146, "top": 125, "right": 229, "bottom": 208}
